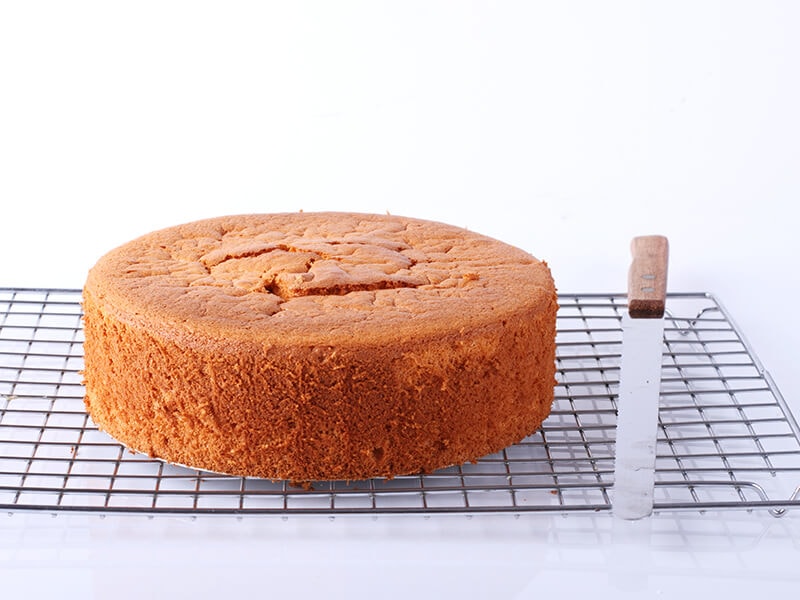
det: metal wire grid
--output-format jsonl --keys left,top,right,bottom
{"left": 1, "top": 288, "right": 799, "bottom": 516}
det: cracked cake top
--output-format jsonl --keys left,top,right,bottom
{"left": 84, "top": 212, "right": 554, "bottom": 346}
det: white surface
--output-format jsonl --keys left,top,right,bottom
{"left": 1, "top": 1, "right": 799, "bottom": 597}
{"left": 2, "top": 511, "right": 800, "bottom": 599}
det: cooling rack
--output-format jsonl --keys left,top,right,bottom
{"left": 1, "top": 288, "right": 799, "bottom": 517}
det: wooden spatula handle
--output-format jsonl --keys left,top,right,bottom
{"left": 628, "top": 235, "right": 669, "bottom": 318}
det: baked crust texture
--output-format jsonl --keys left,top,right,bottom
{"left": 82, "top": 212, "right": 557, "bottom": 480}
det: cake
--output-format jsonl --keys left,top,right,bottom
{"left": 82, "top": 212, "right": 557, "bottom": 481}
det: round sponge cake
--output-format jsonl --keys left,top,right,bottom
{"left": 82, "top": 212, "right": 557, "bottom": 481}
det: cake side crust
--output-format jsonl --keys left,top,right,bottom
{"left": 82, "top": 285, "right": 557, "bottom": 481}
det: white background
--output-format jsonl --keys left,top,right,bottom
{"left": 1, "top": 1, "right": 799, "bottom": 598}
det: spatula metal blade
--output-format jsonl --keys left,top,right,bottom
{"left": 613, "top": 314, "right": 664, "bottom": 519}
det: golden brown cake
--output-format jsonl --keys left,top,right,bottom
{"left": 82, "top": 212, "right": 557, "bottom": 481}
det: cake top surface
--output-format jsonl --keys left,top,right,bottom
{"left": 85, "top": 212, "right": 555, "bottom": 346}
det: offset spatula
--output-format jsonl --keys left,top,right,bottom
{"left": 613, "top": 235, "right": 669, "bottom": 520}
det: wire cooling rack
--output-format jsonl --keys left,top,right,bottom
{"left": 1, "top": 287, "right": 799, "bottom": 517}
